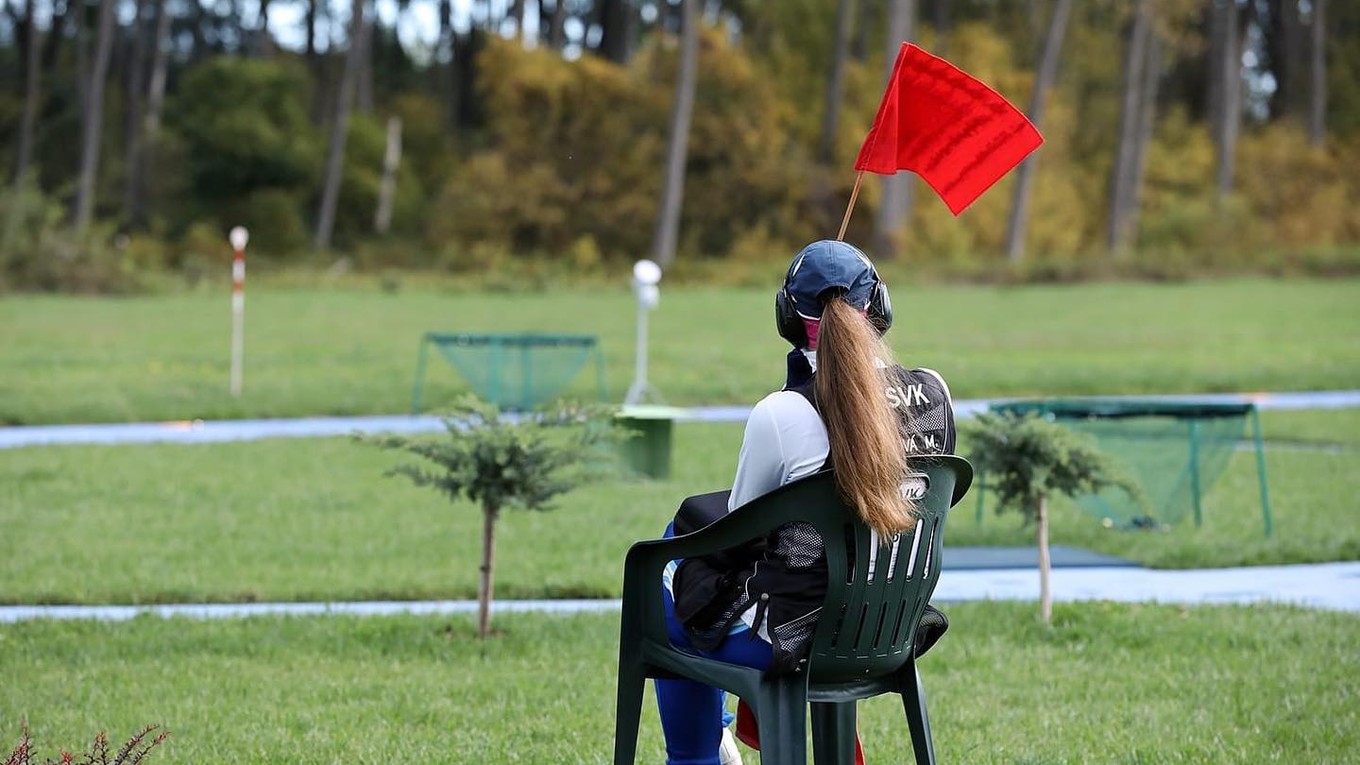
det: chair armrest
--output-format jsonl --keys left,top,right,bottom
{"left": 620, "top": 474, "right": 840, "bottom": 645}
{"left": 623, "top": 474, "right": 835, "bottom": 584}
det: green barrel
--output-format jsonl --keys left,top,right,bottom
{"left": 616, "top": 405, "right": 687, "bottom": 479}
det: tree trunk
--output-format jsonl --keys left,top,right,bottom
{"left": 449, "top": 30, "right": 481, "bottom": 130}
{"left": 1308, "top": 0, "right": 1327, "bottom": 147}
{"left": 74, "top": 0, "right": 88, "bottom": 128}
{"left": 650, "top": 0, "right": 699, "bottom": 270}
{"left": 851, "top": 0, "right": 870, "bottom": 61}
{"left": 374, "top": 116, "right": 402, "bottom": 234}
{"left": 1037, "top": 495, "right": 1052, "bottom": 623}
{"left": 74, "top": 0, "right": 118, "bottom": 232}
{"left": 1207, "top": 1, "right": 1225, "bottom": 145}
{"left": 41, "top": 0, "right": 72, "bottom": 73}
{"left": 872, "top": 0, "right": 916, "bottom": 260}
{"left": 1004, "top": 0, "right": 1072, "bottom": 262}
{"left": 356, "top": 0, "right": 374, "bottom": 115}
{"left": 140, "top": 0, "right": 171, "bottom": 218}
{"left": 12, "top": 0, "right": 41, "bottom": 189}
{"left": 231, "top": 0, "right": 245, "bottom": 53}
{"left": 932, "top": 0, "right": 951, "bottom": 56}
{"left": 123, "top": 0, "right": 151, "bottom": 226}
{"left": 1213, "top": 0, "right": 1242, "bottom": 201}
{"left": 305, "top": 0, "right": 317, "bottom": 61}
{"left": 306, "top": 0, "right": 323, "bottom": 122}
{"left": 477, "top": 503, "right": 500, "bottom": 639}
{"left": 511, "top": 0, "right": 525, "bottom": 43}
{"left": 598, "top": 0, "right": 637, "bottom": 63}
{"left": 1106, "top": 0, "right": 1151, "bottom": 254}
{"left": 188, "top": 0, "right": 207, "bottom": 60}
{"left": 439, "top": 0, "right": 458, "bottom": 131}
{"left": 546, "top": 0, "right": 567, "bottom": 50}
{"left": 258, "top": 0, "right": 275, "bottom": 58}
{"left": 314, "top": 0, "right": 365, "bottom": 250}
{"left": 819, "top": 0, "right": 855, "bottom": 164}
{"left": 1129, "top": 27, "right": 1163, "bottom": 220}
{"left": 3, "top": 0, "right": 39, "bottom": 257}
{"left": 1274, "top": 0, "right": 1307, "bottom": 122}
{"left": 622, "top": 0, "right": 640, "bottom": 63}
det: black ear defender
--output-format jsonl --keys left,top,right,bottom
{"left": 774, "top": 273, "right": 894, "bottom": 347}
{"left": 868, "top": 278, "right": 893, "bottom": 334}
{"left": 775, "top": 286, "right": 807, "bottom": 346}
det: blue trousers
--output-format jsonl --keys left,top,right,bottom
{"left": 655, "top": 523, "right": 772, "bottom": 765}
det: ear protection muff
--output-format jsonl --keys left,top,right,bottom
{"left": 774, "top": 271, "right": 893, "bottom": 347}
{"left": 868, "top": 279, "right": 893, "bottom": 334}
{"left": 774, "top": 286, "right": 806, "bottom": 346}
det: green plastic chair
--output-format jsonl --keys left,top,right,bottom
{"left": 612, "top": 455, "right": 973, "bottom": 765}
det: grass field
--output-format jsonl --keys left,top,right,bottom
{"left": 4, "top": 411, "right": 1357, "bottom": 606}
{"left": 3, "top": 278, "right": 1356, "bottom": 763}
{"left": 3, "top": 604, "right": 1356, "bottom": 764}
{"left": 2, "top": 277, "right": 1357, "bottom": 425}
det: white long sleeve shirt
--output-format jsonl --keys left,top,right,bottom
{"left": 727, "top": 390, "right": 829, "bottom": 512}
{"left": 728, "top": 363, "right": 953, "bottom": 512}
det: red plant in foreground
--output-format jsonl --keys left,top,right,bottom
{"left": 5, "top": 723, "right": 169, "bottom": 765}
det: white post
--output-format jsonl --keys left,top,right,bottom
{"left": 624, "top": 259, "right": 662, "bottom": 406}
{"left": 228, "top": 226, "right": 249, "bottom": 397}
{"left": 632, "top": 300, "right": 649, "bottom": 394}
{"left": 374, "top": 115, "right": 402, "bottom": 234}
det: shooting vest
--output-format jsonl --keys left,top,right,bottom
{"left": 672, "top": 351, "right": 956, "bottom": 675}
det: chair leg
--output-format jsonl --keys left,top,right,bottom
{"left": 751, "top": 682, "right": 809, "bottom": 765}
{"left": 901, "top": 665, "right": 936, "bottom": 765}
{"left": 612, "top": 660, "right": 647, "bottom": 765}
{"left": 811, "top": 701, "right": 857, "bottom": 765}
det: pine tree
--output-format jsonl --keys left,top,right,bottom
{"left": 965, "top": 412, "right": 1143, "bottom": 623}
{"left": 363, "top": 397, "right": 626, "bottom": 638}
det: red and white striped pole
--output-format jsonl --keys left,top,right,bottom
{"left": 228, "top": 226, "right": 249, "bottom": 397}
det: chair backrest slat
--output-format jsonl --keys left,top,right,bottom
{"left": 801, "top": 457, "right": 968, "bottom": 683}
{"left": 923, "top": 516, "right": 939, "bottom": 579}
{"left": 901, "top": 519, "right": 923, "bottom": 580}
{"left": 888, "top": 598, "right": 911, "bottom": 648}
{"left": 883, "top": 532, "right": 902, "bottom": 583}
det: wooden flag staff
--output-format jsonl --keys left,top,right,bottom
{"left": 836, "top": 170, "right": 866, "bottom": 241}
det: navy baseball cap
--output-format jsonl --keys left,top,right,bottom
{"left": 784, "top": 240, "right": 879, "bottom": 320}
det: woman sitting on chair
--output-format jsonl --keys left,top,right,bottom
{"left": 655, "top": 239, "right": 957, "bottom": 765}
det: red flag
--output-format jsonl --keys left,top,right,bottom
{"left": 854, "top": 43, "right": 1043, "bottom": 216}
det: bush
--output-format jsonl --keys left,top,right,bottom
{"left": 426, "top": 30, "right": 811, "bottom": 265}
{"left": 362, "top": 396, "right": 627, "bottom": 638}
{"left": 216, "top": 188, "right": 311, "bottom": 258}
{"left": 168, "top": 57, "right": 321, "bottom": 244}
{"left": 1236, "top": 124, "right": 1360, "bottom": 250}
{"left": 0, "top": 184, "right": 141, "bottom": 294}
{"left": 5, "top": 723, "right": 169, "bottom": 765}
{"left": 964, "top": 411, "right": 1143, "bottom": 623}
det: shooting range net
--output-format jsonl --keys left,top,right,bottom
{"left": 412, "top": 333, "right": 606, "bottom": 413}
{"left": 990, "top": 399, "right": 1264, "bottom": 530}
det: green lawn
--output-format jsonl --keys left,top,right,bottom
{"left": 2, "top": 277, "right": 1357, "bottom": 425}
{"left": 4, "top": 413, "right": 1356, "bottom": 606}
{"left": 1259, "top": 408, "right": 1360, "bottom": 446}
{"left": 3, "top": 604, "right": 1355, "bottom": 764}
{"left": 4, "top": 277, "right": 1356, "bottom": 764}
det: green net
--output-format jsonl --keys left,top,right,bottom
{"left": 990, "top": 399, "right": 1255, "bottom": 529}
{"left": 414, "top": 333, "right": 605, "bottom": 412}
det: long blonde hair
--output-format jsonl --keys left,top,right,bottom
{"left": 814, "top": 298, "right": 916, "bottom": 536}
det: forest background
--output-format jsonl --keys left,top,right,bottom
{"left": 1, "top": 0, "right": 1357, "bottom": 293}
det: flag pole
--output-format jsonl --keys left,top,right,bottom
{"left": 836, "top": 171, "right": 865, "bottom": 241}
